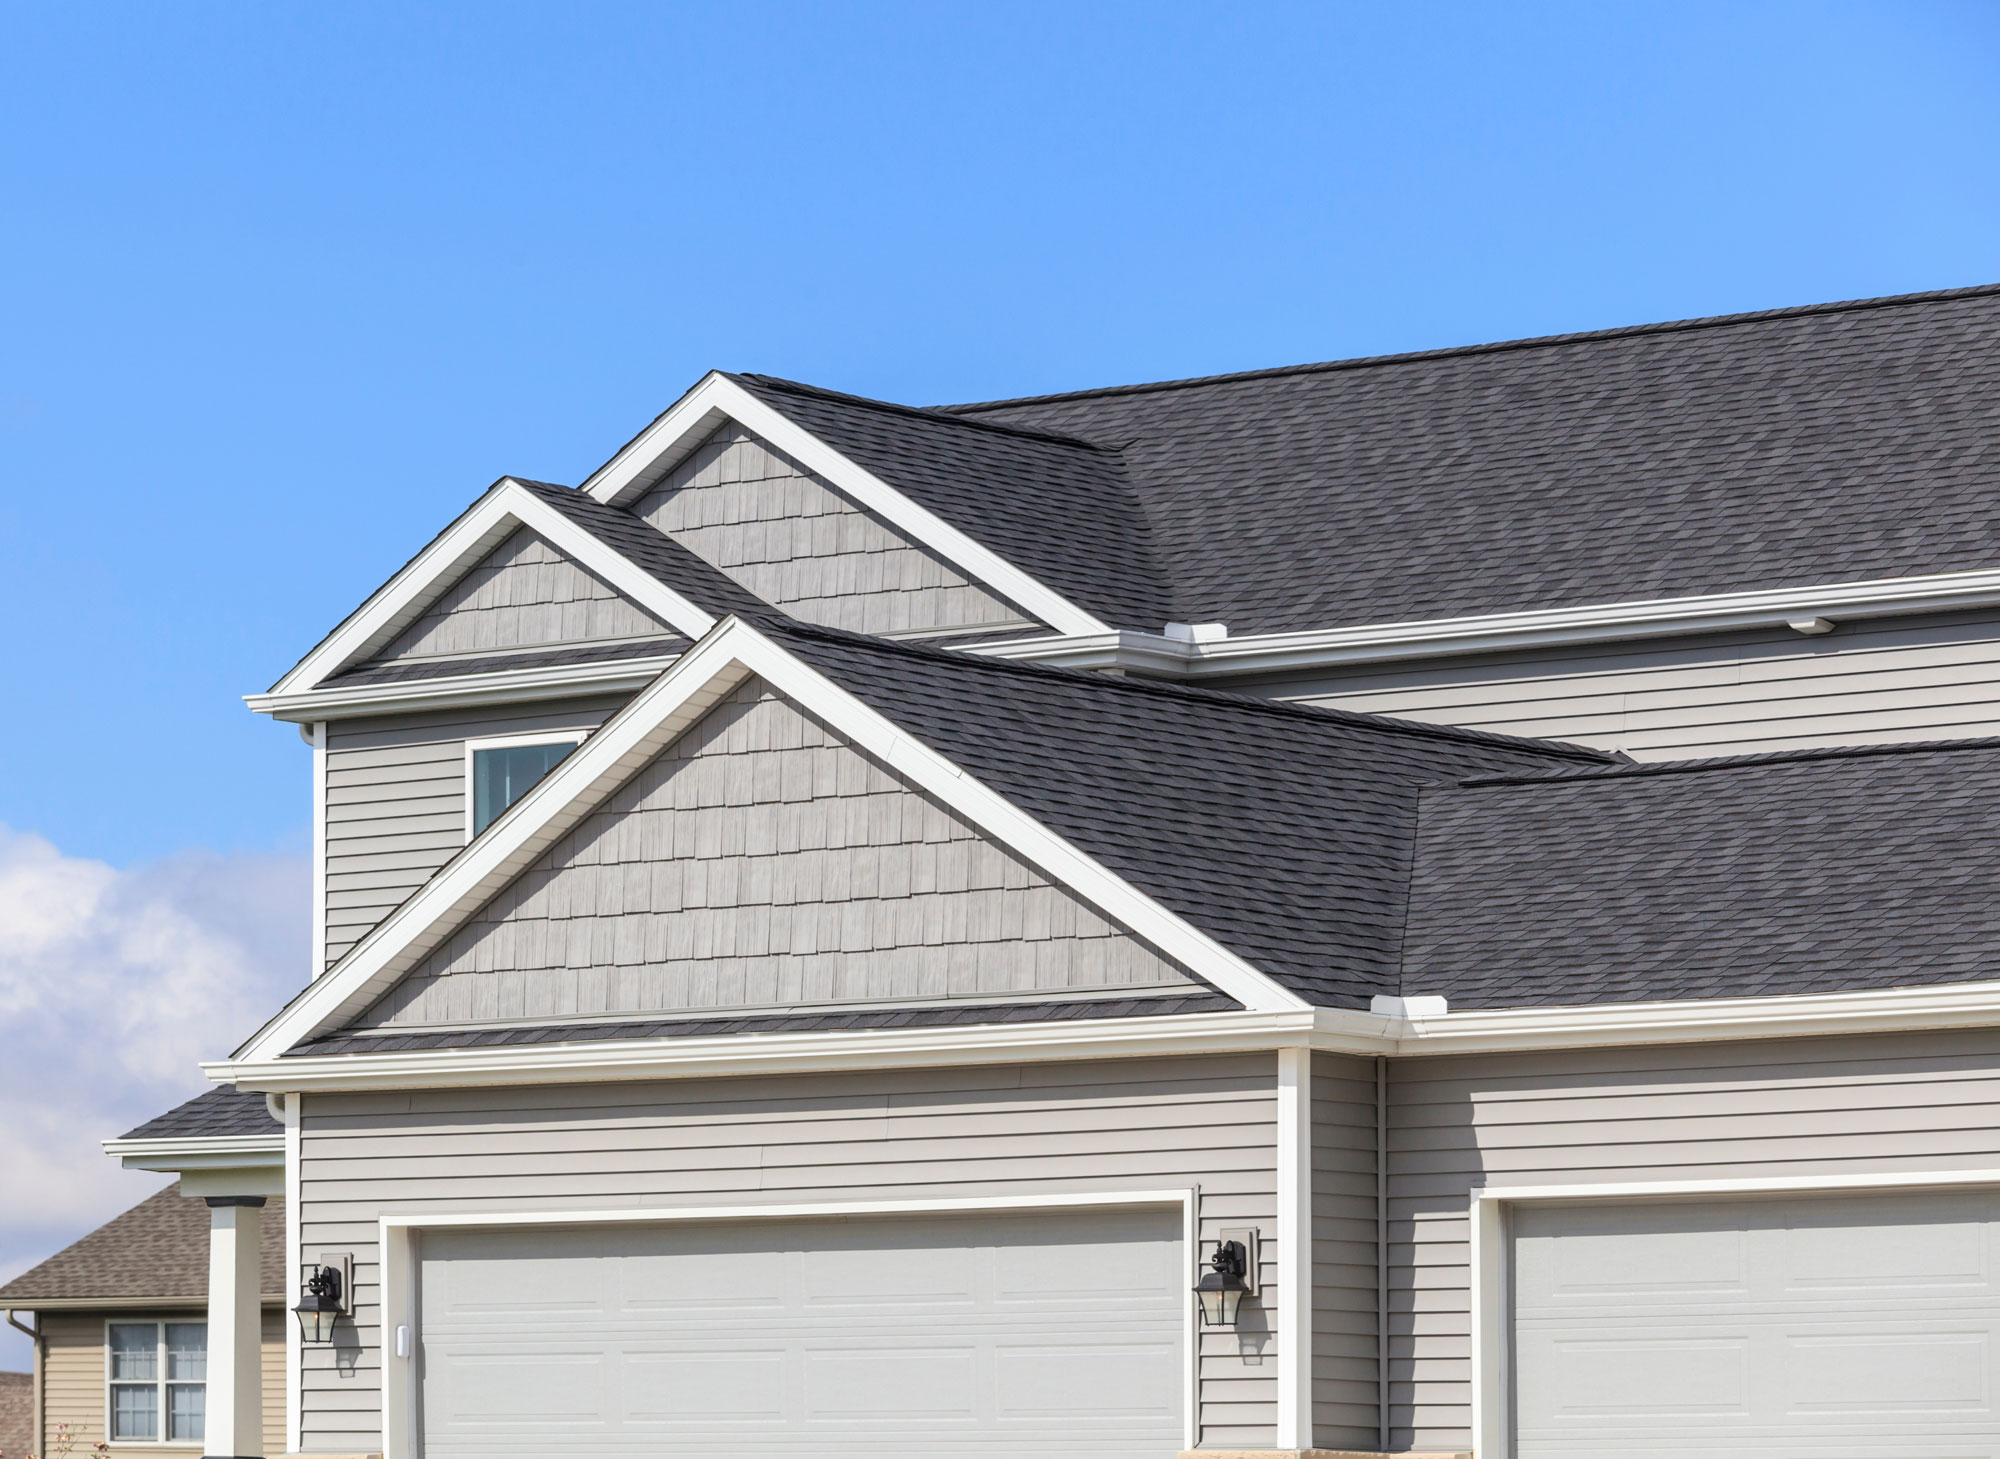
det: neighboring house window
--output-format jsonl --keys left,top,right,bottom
{"left": 465, "top": 733, "right": 586, "bottom": 837}
{"left": 108, "top": 1321, "right": 205, "bottom": 1443}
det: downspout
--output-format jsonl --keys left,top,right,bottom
{"left": 1376, "top": 1055, "right": 1389, "bottom": 1453}
{"left": 5, "top": 1310, "right": 40, "bottom": 1457}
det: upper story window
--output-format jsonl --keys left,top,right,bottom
{"left": 108, "top": 1320, "right": 205, "bottom": 1443}
{"left": 465, "top": 733, "right": 587, "bottom": 837}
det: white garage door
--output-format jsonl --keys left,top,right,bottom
{"left": 1513, "top": 1188, "right": 2000, "bottom": 1458}
{"left": 417, "top": 1206, "right": 1185, "bottom": 1458}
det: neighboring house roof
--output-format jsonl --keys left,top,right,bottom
{"left": 119, "top": 1086, "right": 281, "bottom": 1141}
{"left": 0, "top": 1183, "right": 284, "bottom": 1307}
{"left": 935, "top": 283, "right": 2000, "bottom": 634}
{"left": 1400, "top": 738, "right": 2000, "bottom": 1009}
{"left": 0, "top": 1370, "right": 28, "bottom": 1459}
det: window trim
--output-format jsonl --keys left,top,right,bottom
{"left": 103, "top": 1317, "right": 206, "bottom": 1448}
{"left": 461, "top": 731, "right": 589, "bottom": 841}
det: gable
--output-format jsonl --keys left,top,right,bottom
{"left": 635, "top": 424, "right": 1040, "bottom": 640}
{"left": 348, "top": 676, "right": 1201, "bottom": 1031}
{"left": 368, "top": 527, "right": 678, "bottom": 665}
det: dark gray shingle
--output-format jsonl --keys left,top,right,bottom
{"left": 120, "top": 1086, "right": 281, "bottom": 1141}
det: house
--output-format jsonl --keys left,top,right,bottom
{"left": 0, "top": 1094, "right": 284, "bottom": 1458}
{"left": 34, "top": 281, "right": 2000, "bottom": 1459}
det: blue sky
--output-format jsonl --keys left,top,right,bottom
{"left": 3, "top": 0, "right": 1999, "bottom": 1368}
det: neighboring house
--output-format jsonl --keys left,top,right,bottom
{"left": 26, "top": 281, "right": 2000, "bottom": 1459}
{"left": 0, "top": 1169, "right": 285, "bottom": 1458}
{"left": 0, "top": 1371, "right": 29, "bottom": 1459}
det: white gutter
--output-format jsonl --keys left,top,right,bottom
{"left": 208, "top": 974, "right": 2000, "bottom": 1094}
{"left": 103, "top": 1133, "right": 285, "bottom": 1172}
{"left": 971, "top": 565, "right": 2000, "bottom": 678}
{"left": 245, "top": 655, "right": 679, "bottom": 723}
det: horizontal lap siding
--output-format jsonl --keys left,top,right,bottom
{"left": 1244, "top": 606, "right": 2000, "bottom": 759}
{"left": 39, "top": 1309, "right": 285, "bottom": 1455}
{"left": 1388, "top": 1027, "right": 2000, "bottom": 1452}
{"left": 636, "top": 425, "right": 1039, "bottom": 639}
{"left": 323, "top": 699, "right": 628, "bottom": 968}
{"left": 1312, "top": 1053, "right": 1379, "bottom": 1450}
{"left": 297, "top": 1053, "right": 1277, "bottom": 1452}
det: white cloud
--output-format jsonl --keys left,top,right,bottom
{"left": 0, "top": 827, "right": 307, "bottom": 1371}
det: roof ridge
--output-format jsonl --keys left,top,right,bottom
{"left": 933, "top": 281, "right": 2000, "bottom": 413}
{"left": 731, "top": 373, "right": 1115, "bottom": 450}
{"left": 769, "top": 619, "right": 1614, "bottom": 764}
{"left": 1450, "top": 733, "right": 2000, "bottom": 788}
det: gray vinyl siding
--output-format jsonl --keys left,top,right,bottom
{"left": 1387, "top": 1027, "right": 2000, "bottom": 1453}
{"left": 1311, "top": 1053, "right": 1380, "bottom": 1451}
{"left": 635, "top": 424, "right": 1039, "bottom": 639}
{"left": 354, "top": 679, "right": 1197, "bottom": 1028}
{"left": 323, "top": 697, "right": 629, "bottom": 968}
{"left": 296, "top": 1052, "right": 1280, "bottom": 1452}
{"left": 370, "top": 527, "right": 675, "bottom": 665}
{"left": 1240, "top": 606, "right": 2000, "bottom": 759}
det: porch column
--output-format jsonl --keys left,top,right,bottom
{"left": 203, "top": 1196, "right": 265, "bottom": 1459}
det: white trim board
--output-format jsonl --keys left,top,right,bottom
{"left": 1467, "top": 1167, "right": 2000, "bottom": 1459}
{"left": 249, "top": 654, "right": 679, "bottom": 724}
{"left": 260, "top": 478, "right": 716, "bottom": 702}
{"left": 216, "top": 975, "right": 2000, "bottom": 1095}
{"left": 580, "top": 372, "right": 1110, "bottom": 637}
{"left": 376, "top": 1187, "right": 1201, "bottom": 1459}
{"left": 229, "top": 614, "right": 1310, "bottom": 1063}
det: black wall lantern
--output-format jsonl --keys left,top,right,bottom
{"left": 1194, "top": 1238, "right": 1250, "bottom": 1326}
{"left": 294, "top": 1264, "right": 344, "bottom": 1344}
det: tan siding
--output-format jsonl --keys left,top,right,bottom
{"left": 297, "top": 1053, "right": 1279, "bottom": 1451}
{"left": 1388, "top": 1027, "right": 2000, "bottom": 1452}
{"left": 1243, "top": 606, "right": 2000, "bottom": 759}
{"left": 38, "top": 1309, "right": 284, "bottom": 1456}
{"left": 371, "top": 528, "right": 674, "bottom": 664}
{"left": 355, "top": 680, "right": 1197, "bottom": 1028}
{"left": 637, "top": 424, "right": 1038, "bottom": 638}
{"left": 322, "top": 698, "right": 628, "bottom": 967}
{"left": 1311, "top": 1053, "right": 1380, "bottom": 1451}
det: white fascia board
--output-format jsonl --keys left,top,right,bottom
{"left": 247, "top": 654, "right": 680, "bottom": 723}
{"left": 214, "top": 1009, "right": 1335, "bottom": 1092}
{"left": 970, "top": 565, "right": 2000, "bottom": 679}
{"left": 103, "top": 1133, "right": 284, "bottom": 1173}
{"left": 232, "top": 614, "right": 1307, "bottom": 1063}
{"left": 582, "top": 373, "right": 1111, "bottom": 638}
{"left": 258, "top": 480, "right": 715, "bottom": 704}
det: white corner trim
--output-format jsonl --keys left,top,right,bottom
{"left": 375, "top": 1187, "right": 1201, "bottom": 1459}
{"left": 1274, "top": 1046, "right": 1313, "bottom": 1449}
{"left": 1468, "top": 1167, "right": 2000, "bottom": 1459}
{"left": 310, "top": 722, "right": 327, "bottom": 977}
{"left": 283, "top": 1092, "right": 302, "bottom": 1455}
{"left": 581, "top": 373, "right": 1111, "bottom": 638}
{"left": 260, "top": 479, "right": 715, "bottom": 702}
{"left": 970, "top": 564, "right": 2000, "bottom": 679}
{"left": 230, "top": 614, "right": 1308, "bottom": 1062}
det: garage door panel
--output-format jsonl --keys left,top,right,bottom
{"left": 1514, "top": 1190, "right": 2000, "bottom": 1458}
{"left": 419, "top": 1207, "right": 1183, "bottom": 1457}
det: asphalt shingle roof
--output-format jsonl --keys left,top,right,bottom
{"left": 120, "top": 1086, "right": 282, "bottom": 1141}
{"left": 924, "top": 284, "right": 2000, "bottom": 634}
{"left": 1401, "top": 740, "right": 2000, "bottom": 1008}
{"left": 774, "top": 623, "right": 1610, "bottom": 1008}
{"left": 0, "top": 1183, "right": 284, "bottom": 1305}
{"left": 729, "top": 375, "right": 1178, "bottom": 630}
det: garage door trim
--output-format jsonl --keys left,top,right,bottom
{"left": 378, "top": 1187, "right": 1199, "bottom": 1459}
{"left": 1470, "top": 1167, "right": 2000, "bottom": 1459}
